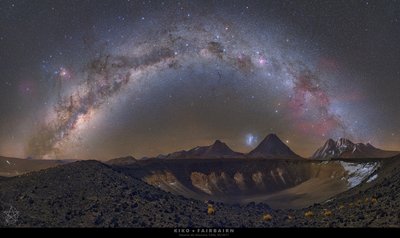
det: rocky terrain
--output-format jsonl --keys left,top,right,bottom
{"left": 0, "top": 160, "right": 274, "bottom": 227}
{"left": 0, "top": 155, "right": 399, "bottom": 227}
{"left": 284, "top": 155, "right": 400, "bottom": 227}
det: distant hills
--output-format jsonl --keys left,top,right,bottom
{"left": 106, "top": 156, "right": 137, "bottom": 165}
{"left": 0, "top": 156, "right": 70, "bottom": 177}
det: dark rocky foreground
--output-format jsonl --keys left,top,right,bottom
{"left": 0, "top": 158, "right": 399, "bottom": 227}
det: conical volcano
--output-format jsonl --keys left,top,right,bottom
{"left": 247, "top": 134, "right": 302, "bottom": 159}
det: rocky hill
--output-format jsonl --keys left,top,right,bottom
{"left": 0, "top": 160, "right": 271, "bottom": 227}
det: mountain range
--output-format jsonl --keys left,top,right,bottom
{"left": 1, "top": 134, "right": 398, "bottom": 174}
{"left": 312, "top": 138, "right": 399, "bottom": 160}
{"left": 148, "top": 134, "right": 398, "bottom": 161}
{"left": 151, "top": 134, "right": 398, "bottom": 161}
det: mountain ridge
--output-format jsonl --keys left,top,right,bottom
{"left": 163, "top": 139, "right": 244, "bottom": 159}
{"left": 312, "top": 138, "right": 399, "bottom": 159}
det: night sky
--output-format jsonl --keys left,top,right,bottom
{"left": 0, "top": 0, "right": 399, "bottom": 160}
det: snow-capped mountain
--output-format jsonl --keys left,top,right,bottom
{"left": 312, "top": 138, "right": 399, "bottom": 159}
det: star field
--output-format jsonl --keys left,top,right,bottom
{"left": 0, "top": 0, "right": 399, "bottom": 160}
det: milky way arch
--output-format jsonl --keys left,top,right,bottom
{"left": 26, "top": 18, "right": 353, "bottom": 159}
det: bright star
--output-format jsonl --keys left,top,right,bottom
{"left": 59, "top": 67, "right": 67, "bottom": 77}
{"left": 57, "top": 67, "right": 71, "bottom": 79}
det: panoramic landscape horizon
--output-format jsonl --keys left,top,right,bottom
{"left": 3, "top": 132, "right": 398, "bottom": 161}
{"left": 1, "top": 0, "right": 400, "bottom": 232}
